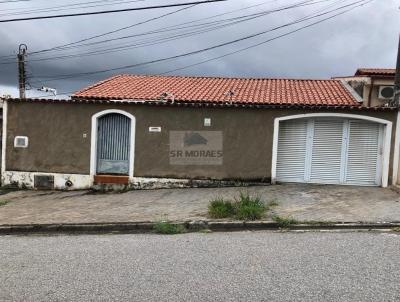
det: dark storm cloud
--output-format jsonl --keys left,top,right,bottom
{"left": 0, "top": 0, "right": 398, "bottom": 98}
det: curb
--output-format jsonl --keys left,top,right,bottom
{"left": 1, "top": 221, "right": 400, "bottom": 235}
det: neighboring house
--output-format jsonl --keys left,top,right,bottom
{"left": 335, "top": 68, "right": 396, "bottom": 107}
{"left": 1, "top": 74, "right": 399, "bottom": 190}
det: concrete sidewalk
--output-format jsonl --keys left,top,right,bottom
{"left": 0, "top": 184, "right": 400, "bottom": 225}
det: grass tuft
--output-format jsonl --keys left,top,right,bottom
{"left": 272, "top": 215, "right": 299, "bottom": 228}
{"left": 153, "top": 221, "right": 186, "bottom": 235}
{"left": 0, "top": 200, "right": 10, "bottom": 207}
{"left": 234, "top": 192, "right": 266, "bottom": 220}
{"left": 208, "top": 198, "right": 235, "bottom": 219}
{"left": 208, "top": 192, "right": 267, "bottom": 221}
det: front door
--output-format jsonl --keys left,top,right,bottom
{"left": 96, "top": 113, "right": 131, "bottom": 175}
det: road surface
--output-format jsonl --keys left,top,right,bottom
{"left": 1, "top": 231, "right": 399, "bottom": 301}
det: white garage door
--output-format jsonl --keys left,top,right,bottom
{"left": 276, "top": 118, "right": 383, "bottom": 186}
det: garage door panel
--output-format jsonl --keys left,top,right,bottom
{"left": 345, "top": 120, "right": 381, "bottom": 186}
{"left": 276, "top": 120, "right": 308, "bottom": 182}
{"left": 310, "top": 119, "right": 343, "bottom": 183}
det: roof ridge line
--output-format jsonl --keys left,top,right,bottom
{"left": 113, "top": 73, "right": 338, "bottom": 82}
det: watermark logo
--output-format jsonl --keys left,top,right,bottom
{"left": 184, "top": 132, "right": 208, "bottom": 146}
{"left": 169, "top": 131, "right": 223, "bottom": 165}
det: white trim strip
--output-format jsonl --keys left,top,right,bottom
{"left": 271, "top": 118, "right": 279, "bottom": 184}
{"left": 340, "top": 120, "right": 350, "bottom": 183}
{"left": 392, "top": 110, "right": 400, "bottom": 185}
{"left": 381, "top": 122, "right": 392, "bottom": 188}
{"left": 1, "top": 100, "right": 7, "bottom": 181}
{"left": 340, "top": 79, "right": 364, "bottom": 103}
{"left": 304, "top": 119, "right": 314, "bottom": 182}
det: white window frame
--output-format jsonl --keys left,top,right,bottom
{"left": 90, "top": 109, "right": 136, "bottom": 184}
{"left": 14, "top": 136, "right": 29, "bottom": 148}
{"left": 271, "top": 113, "right": 392, "bottom": 187}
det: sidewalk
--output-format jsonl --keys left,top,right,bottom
{"left": 0, "top": 184, "right": 400, "bottom": 226}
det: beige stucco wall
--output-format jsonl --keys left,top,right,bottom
{"left": 363, "top": 78, "right": 394, "bottom": 107}
{"left": 4, "top": 101, "right": 398, "bottom": 184}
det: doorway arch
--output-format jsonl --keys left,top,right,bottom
{"left": 90, "top": 109, "right": 136, "bottom": 181}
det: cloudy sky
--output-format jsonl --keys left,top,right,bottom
{"left": 0, "top": 0, "right": 398, "bottom": 98}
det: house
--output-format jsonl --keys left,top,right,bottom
{"left": 1, "top": 74, "right": 399, "bottom": 190}
{"left": 335, "top": 68, "right": 396, "bottom": 107}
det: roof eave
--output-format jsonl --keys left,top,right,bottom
{"left": 4, "top": 97, "right": 394, "bottom": 111}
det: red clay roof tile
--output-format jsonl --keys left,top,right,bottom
{"left": 355, "top": 68, "right": 396, "bottom": 76}
{"left": 73, "top": 74, "right": 360, "bottom": 106}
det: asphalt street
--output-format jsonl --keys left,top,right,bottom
{"left": 1, "top": 231, "right": 399, "bottom": 301}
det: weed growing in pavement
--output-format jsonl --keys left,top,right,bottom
{"left": 234, "top": 192, "right": 266, "bottom": 220}
{"left": 208, "top": 192, "right": 268, "bottom": 221}
{"left": 208, "top": 198, "right": 235, "bottom": 219}
{"left": 0, "top": 200, "right": 10, "bottom": 207}
{"left": 153, "top": 221, "right": 186, "bottom": 235}
{"left": 272, "top": 215, "right": 299, "bottom": 228}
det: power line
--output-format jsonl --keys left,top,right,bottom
{"left": 0, "top": 0, "right": 29, "bottom": 3}
{"left": 160, "top": 0, "right": 373, "bottom": 75}
{"left": 31, "top": 0, "right": 372, "bottom": 98}
{"left": 0, "top": 0, "right": 145, "bottom": 16}
{"left": 13, "top": 0, "right": 322, "bottom": 64}
{"left": 0, "top": 0, "right": 227, "bottom": 23}
{"left": 24, "top": 0, "right": 280, "bottom": 57}
{"left": 52, "top": 0, "right": 318, "bottom": 50}
{"left": 34, "top": 0, "right": 371, "bottom": 82}
{"left": 31, "top": 3, "right": 198, "bottom": 55}
{"left": 0, "top": 2, "right": 198, "bottom": 61}
{"left": 0, "top": 0, "right": 315, "bottom": 63}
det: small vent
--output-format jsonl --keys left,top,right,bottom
{"left": 14, "top": 136, "right": 28, "bottom": 148}
{"left": 34, "top": 175, "right": 54, "bottom": 190}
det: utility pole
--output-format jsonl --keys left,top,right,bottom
{"left": 17, "top": 44, "right": 27, "bottom": 99}
{"left": 393, "top": 34, "right": 400, "bottom": 107}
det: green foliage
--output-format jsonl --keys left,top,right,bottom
{"left": 0, "top": 200, "right": 10, "bottom": 207}
{"left": 208, "top": 198, "right": 235, "bottom": 218}
{"left": 208, "top": 192, "right": 267, "bottom": 221}
{"left": 272, "top": 215, "right": 299, "bottom": 228}
{"left": 234, "top": 192, "right": 266, "bottom": 220}
{"left": 153, "top": 221, "right": 186, "bottom": 234}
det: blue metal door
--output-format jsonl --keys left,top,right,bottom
{"left": 97, "top": 113, "right": 131, "bottom": 175}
